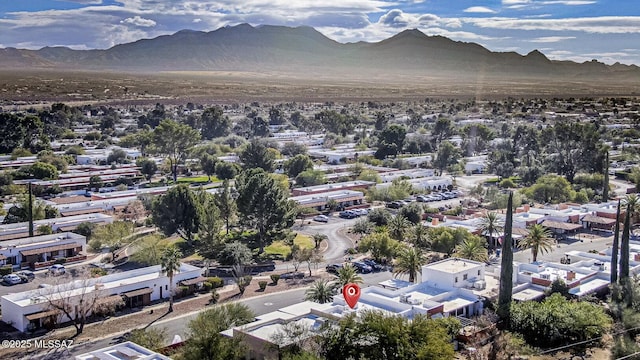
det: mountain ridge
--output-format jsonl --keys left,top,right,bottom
{"left": 0, "top": 23, "right": 638, "bottom": 83}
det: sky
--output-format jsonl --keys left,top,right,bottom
{"left": 0, "top": 0, "right": 639, "bottom": 65}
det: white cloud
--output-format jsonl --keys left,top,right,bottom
{"left": 121, "top": 16, "right": 156, "bottom": 27}
{"left": 502, "top": 0, "right": 530, "bottom": 4}
{"left": 463, "top": 16, "right": 640, "bottom": 34}
{"left": 541, "top": 1, "right": 596, "bottom": 4}
{"left": 530, "top": 36, "right": 576, "bottom": 42}
{"left": 192, "top": 18, "right": 202, "bottom": 23}
{"left": 56, "top": 0, "right": 103, "bottom": 4}
{"left": 463, "top": 6, "right": 496, "bottom": 14}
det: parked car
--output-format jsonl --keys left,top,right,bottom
{"left": 362, "top": 259, "right": 384, "bottom": 271}
{"left": 326, "top": 264, "right": 344, "bottom": 274}
{"left": 339, "top": 210, "right": 357, "bottom": 219}
{"left": 313, "top": 215, "right": 329, "bottom": 223}
{"left": 3, "top": 274, "right": 22, "bottom": 285}
{"left": 280, "top": 272, "right": 305, "bottom": 279}
{"left": 48, "top": 264, "right": 66, "bottom": 276}
{"left": 353, "top": 209, "right": 369, "bottom": 216}
{"left": 16, "top": 270, "right": 35, "bottom": 282}
{"left": 351, "top": 261, "right": 373, "bottom": 274}
{"left": 416, "top": 195, "right": 428, "bottom": 202}
{"left": 386, "top": 201, "right": 402, "bottom": 209}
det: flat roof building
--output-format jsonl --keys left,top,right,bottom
{"left": 0, "top": 232, "right": 86, "bottom": 270}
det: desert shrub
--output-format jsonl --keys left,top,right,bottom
{"left": 210, "top": 288, "right": 220, "bottom": 304}
{"left": 258, "top": 281, "right": 268, "bottom": 291}
{"left": 90, "top": 268, "right": 107, "bottom": 277}
{"left": 207, "top": 277, "right": 224, "bottom": 288}
{"left": 270, "top": 274, "right": 280, "bottom": 285}
{"left": 0, "top": 266, "right": 12, "bottom": 276}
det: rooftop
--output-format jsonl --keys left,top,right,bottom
{"left": 74, "top": 341, "right": 170, "bottom": 360}
{"left": 426, "top": 258, "right": 483, "bottom": 274}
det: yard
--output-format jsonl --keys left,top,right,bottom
{"left": 176, "top": 175, "right": 219, "bottom": 183}
{"left": 265, "top": 233, "right": 314, "bottom": 258}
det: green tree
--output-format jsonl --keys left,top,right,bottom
{"left": 30, "top": 161, "right": 58, "bottom": 180}
{"left": 218, "top": 241, "right": 253, "bottom": 266}
{"left": 620, "top": 203, "right": 631, "bottom": 285}
{"left": 136, "top": 158, "right": 158, "bottom": 181}
{"left": 398, "top": 203, "right": 424, "bottom": 224}
{"left": 367, "top": 208, "right": 392, "bottom": 226}
{"left": 129, "top": 327, "right": 167, "bottom": 351}
{"left": 2, "top": 196, "right": 58, "bottom": 224}
{"left": 394, "top": 246, "right": 426, "bottom": 283}
{"left": 510, "top": 293, "right": 611, "bottom": 347}
{"left": 89, "top": 175, "right": 103, "bottom": 191}
{"left": 201, "top": 106, "right": 230, "bottom": 139}
{"left": 197, "top": 192, "right": 223, "bottom": 260}
{"left": 336, "top": 264, "right": 363, "bottom": 289}
{"left": 74, "top": 222, "right": 96, "bottom": 240}
{"left": 611, "top": 200, "right": 621, "bottom": 284}
{"left": 239, "top": 139, "right": 276, "bottom": 172}
{"left": 388, "top": 214, "right": 412, "bottom": 241}
{"left": 352, "top": 218, "right": 373, "bottom": 236}
{"left": 311, "top": 233, "right": 327, "bottom": 249}
{"left": 152, "top": 184, "right": 203, "bottom": 246}
{"left": 107, "top": 149, "right": 128, "bottom": 164}
{"left": 432, "top": 117, "right": 453, "bottom": 146}
{"left": 179, "top": 303, "right": 255, "bottom": 360}
{"left": 214, "top": 180, "right": 237, "bottom": 235}
{"left": 375, "top": 124, "right": 406, "bottom": 159}
{"left": 498, "top": 192, "right": 514, "bottom": 326}
{"left": 153, "top": 119, "right": 201, "bottom": 182}
{"left": 517, "top": 224, "right": 554, "bottom": 262}
{"left": 284, "top": 154, "right": 314, "bottom": 178}
{"left": 92, "top": 221, "right": 135, "bottom": 260}
{"left": 410, "top": 224, "right": 431, "bottom": 250}
{"left": 454, "top": 236, "right": 489, "bottom": 263}
{"left": 295, "top": 169, "right": 326, "bottom": 187}
{"left": 305, "top": 280, "right": 336, "bottom": 304}
{"left": 319, "top": 311, "right": 458, "bottom": 360}
{"left": 359, "top": 231, "right": 400, "bottom": 264}
{"left": 433, "top": 141, "right": 460, "bottom": 175}
{"left": 236, "top": 169, "right": 297, "bottom": 254}
{"left": 200, "top": 154, "right": 218, "bottom": 182}
{"left": 479, "top": 211, "right": 504, "bottom": 249}
{"left": 603, "top": 151, "right": 610, "bottom": 201}
{"left": 215, "top": 162, "right": 239, "bottom": 180}
{"left": 357, "top": 169, "right": 381, "bottom": 183}
{"left": 524, "top": 174, "right": 575, "bottom": 204}
{"left": 161, "top": 246, "right": 183, "bottom": 313}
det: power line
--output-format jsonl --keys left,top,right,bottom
{"left": 616, "top": 351, "right": 640, "bottom": 360}
{"left": 539, "top": 326, "right": 640, "bottom": 355}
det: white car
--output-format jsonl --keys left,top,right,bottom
{"left": 48, "top": 264, "right": 66, "bottom": 276}
{"left": 3, "top": 274, "right": 22, "bottom": 285}
{"left": 313, "top": 215, "right": 329, "bottom": 223}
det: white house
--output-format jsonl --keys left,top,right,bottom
{"left": 0, "top": 213, "right": 113, "bottom": 241}
{"left": 75, "top": 341, "right": 171, "bottom": 360}
{"left": 1, "top": 263, "right": 203, "bottom": 333}
{"left": 0, "top": 232, "right": 86, "bottom": 270}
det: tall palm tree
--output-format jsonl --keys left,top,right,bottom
{"left": 454, "top": 237, "right": 489, "bottom": 263}
{"left": 410, "top": 224, "right": 431, "bottom": 250}
{"left": 161, "top": 246, "right": 183, "bottom": 313}
{"left": 305, "top": 280, "right": 336, "bottom": 304}
{"left": 388, "top": 214, "right": 412, "bottom": 241}
{"left": 393, "top": 246, "right": 427, "bottom": 283}
{"left": 518, "top": 224, "right": 554, "bottom": 263}
{"left": 624, "top": 194, "right": 639, "bottom": 225}
{"left": 336, "top": 264, "right": 363, "bottom": 290}
{"left": 479, "top": 212, "right": 504, "bottom": 249}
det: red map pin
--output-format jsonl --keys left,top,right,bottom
{"left": 343, "top": 283, "right": 361, "bottom": 309}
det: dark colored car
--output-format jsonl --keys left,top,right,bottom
{"left": 325, "top": 264, "right": 344, "bottom": 274}
{"left": 339, "top": 210, "right": 357, "bottom": 219}
{"left": 386, "top": 201, "right": 402, "bottom": 209}
{"left": 280, "top": 272, "right": 305, "bottom": 279}
{"left": 351, "top": 261, "right": 373, "bottom": 274}
{"left": 362, "top": 259, "right": 384, "bottom": 272}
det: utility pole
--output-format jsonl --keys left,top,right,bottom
{"left": 28, "top": 182, "right": 34, "bottom": 237}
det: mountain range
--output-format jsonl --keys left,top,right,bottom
{"left": 1, "top": 24, "right": 639, "bottom": 83}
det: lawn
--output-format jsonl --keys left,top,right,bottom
{"left": 265, "top": 233, "right": 314, "bottom": 258}
{"left": 176, "top": 175, "right": 219, "bottom": 183}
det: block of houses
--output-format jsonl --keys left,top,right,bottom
{"left": 0, "top": 213, "right": 113, "bottom": 241}
{"left": 1, "top": 263, "right": 203, "bottom": 333}
{"left": 75, "top": 341, "right": 171, "bottom": 360}
{"left": 291, "top": 190, "right": 365, "bottom": 211}
{"left": 291, "top": 181, "right": 375, "bottom": 196}
{"left": 0, "top": 232, "right": 86, "bottom": 270}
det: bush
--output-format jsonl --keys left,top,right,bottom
{"left": 90, "top": 268, "right": 107, "bottom": 277}
{"left": 54, "top": 258, "right": 66, "bottom": 264}
{"left": 210, "top": 288, "right": 220, "bottom": 304}
{"left": 0, "top": 266, "right": 12, "bottom": 276}
{"left": 258, "top": 281, "right": 268, "bottom": 291}
{"left": 345, "top": 248, "right": 358, "bottom": 255}
{"left": 207, "top": 277, "right": 224, "bottom": 288}
{"left": 499, "top": 178, "right": 516, "bottom": 188}
{"left": 177, "top": 285, "right": 190, "bottom": 298}
{"left": 237, "top": 275, "right": 252, "bottom": 294}
{"left": 201, "top": 281, "right": 213, "bottom": 292}
{"left": 270, "top": 274, "right": 280, "bottom": 285}
{"left": 423, "top": 206, "right": 440, "bottom": 214}
{"left": 88, "top": 238, "right": 102, "bottom": 252}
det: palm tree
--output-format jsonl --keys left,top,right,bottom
{"left": 454, "top": 237, "right": 489, "bottom": 263}
{"left": 393, "top": 246, "right": 427, "bottom": 283}
{"left": 388, "top": 215, "right": 412, "bottom": 241}
{"left": 305, "top": 280, "right": 336, "bottom": 304}
{"left": 624, "top": 194, "right": 639, "bottom": 225}
{"left": 336, "top": 264, "right": 363, "bottom": 289}
{"left": 517, "top": 224, "right": 554, "bottom": 263}
{"left": 161, "top": 246, "right": 183, "bottom": 313}
{"left": 410, "top": 224, "right": 431, "bottom": 250}
{"left": 479, "top": 212, "right": 504, "bottom": 249}
{"left": 312, "top": 233, "right": 328, "bottom": 249}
